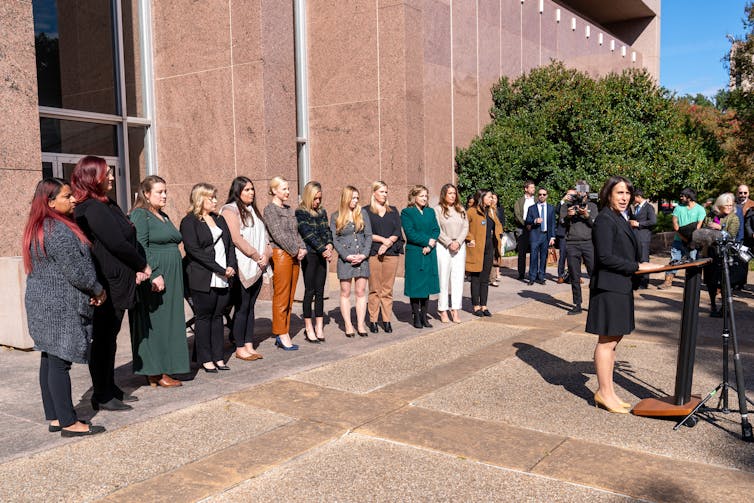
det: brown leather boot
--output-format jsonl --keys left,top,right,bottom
{"left": 148, "top": 374, "right": 183, "bottom": 387}
{"left": 657, "top": 274, "right": 674, "bottom": 290}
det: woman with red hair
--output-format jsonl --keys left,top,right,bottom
{"left": 71, "top": 156, "right": 151, "bottom": 412}
{"left": 23, "top": 178, "right": 107, "bottom": 436}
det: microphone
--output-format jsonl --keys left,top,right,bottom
{"left": 691, "top": 227, "right": 721, "bottom": 252}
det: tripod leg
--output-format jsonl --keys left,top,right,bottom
{"left": 674, "top": 383, "right": 724, "bottom": 430}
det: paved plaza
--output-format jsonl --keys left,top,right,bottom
{"left": 1, "top": 262, "right": 754, "bottom": 502}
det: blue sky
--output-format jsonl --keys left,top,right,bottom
{"left": 661, "top": 0, "right": 750, "bottom": 97}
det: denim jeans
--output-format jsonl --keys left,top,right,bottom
{"left": 668, "top": 239, "right": 697, "bottom": 275}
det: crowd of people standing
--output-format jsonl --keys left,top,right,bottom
{"left": 23, "top": 155, "right": 754, "bottom": 432}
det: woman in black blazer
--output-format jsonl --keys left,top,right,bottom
{"left": 586, "top": 176, "right": 659, "bottom": 414}
{"left": 72, "top": 156, "right": 150, "bottom": 412}
{"left": 180, "top": 183, "right": 237, "bottom": 373}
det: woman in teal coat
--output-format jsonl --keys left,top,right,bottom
{"left": 401, "top": 185, "right": 440, "bottom": 329}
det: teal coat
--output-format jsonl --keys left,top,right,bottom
{"left": 401, "top": 206, "right": 440, "bottom": 297}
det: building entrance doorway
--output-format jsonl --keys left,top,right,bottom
{"left": 41, "top": 153, "right": 123, "bottom": 206}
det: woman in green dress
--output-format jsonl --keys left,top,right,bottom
{"left": 401, "top": 184, "right": 440, "bottom": 329}
{"left": 129, "top": 176, "right": 189, "bottom": 387}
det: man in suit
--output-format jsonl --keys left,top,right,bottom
{"left": 525, "top": 187, "right": 555, "bottom": 285}
{"left": 629, "top": 188, "right": 656, "bottom": 289}
{"left": 514, "top": 180, "right": 536, "bottom": 281}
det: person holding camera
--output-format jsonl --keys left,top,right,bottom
{"left": 560, "top": 181, "right": 598, "bottom": 315}
{"left": 554, "top": 190, "right": 576, "bottom": 283}
{"left": 629, "top": 189, "right": 656, "bottom": 289}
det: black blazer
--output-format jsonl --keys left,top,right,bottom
{"left": 590, "top": 207, "right": 640, "bottom": 294}
{"left": 74, "top": 198, "right": 147, "bottom": 310}
{"left": 180, "top": 213, "right": 237, "bottom": 293}
{"left": 631, "top": 202, "right": 656, "bottom": 244}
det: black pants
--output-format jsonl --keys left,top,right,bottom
{"left": 517, "top": 228, "right": 531, "bottom": 278}
{"left": 470, "top": 246, "right": 494, "bottom": 306}
{"left": 638, "top": 238, "right": 651, "bottom": 287}
{"left": 232, "top": 277, "right": 263, "bottom": 348}
{"left": 566, "top": 240, "right": 594, "bottom": 307}
{"left": 557, "top": 237, "right": 567, "bottom": 278}
{"left": 89, "top": 298, "right": 125, "bottom": 404}
{"left": 40, "top": 352, "right": 77, "bottom": 427}
{"left": 192, "top": 287, "right": 230, "bottom": 363}
{"left": 302, "top": 254, "right": 327, "bottom": 318}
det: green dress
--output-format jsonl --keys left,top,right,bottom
{"left": 401, "top": 206, "right": 440, "bottom": 298}
{"left": 129, "top": 208, "right": 189, "bottom": 375}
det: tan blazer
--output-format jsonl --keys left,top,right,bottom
{"left": 465, "top": 205, "right": 502, "bottom": 273}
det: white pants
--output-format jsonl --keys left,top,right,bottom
{"left": 437, "top": 243, "right": 466, "bottom": 311}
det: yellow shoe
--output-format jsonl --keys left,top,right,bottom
{"left": 594, "top": 392, "right": 629, "bottom": 414}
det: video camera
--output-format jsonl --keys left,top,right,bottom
{"left": 565, "top": 183, "right": 598, "bottom": 210}
{"left": 715, "top": 231, "right": 754, "bottom": 263}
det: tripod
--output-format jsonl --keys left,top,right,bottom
{"left": 675, "top": 244, "right": 754, "bottom": 441}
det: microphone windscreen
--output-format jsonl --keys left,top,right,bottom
{"left": 691, "top": 228, "right": 721, "bottom": 249}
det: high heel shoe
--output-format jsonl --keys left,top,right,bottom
{"left": 303, "top": 331, "right": 321, "bottom": 344}
{"left": 594, "top": 392, "right": 629, "bottom": 414}
{"left": 381, "top": 322, "right": 392, "bottom": 333}
{"left": 438, "top": 311, "right": 450, "bottom": 323}
{"left": 202, "top": 364, "right": 218, "bottom": 373}
{"left": 358, "top": 331, "right": 368, "bottom": 337}
{"left": 275, "top": 336, "right": 299, "bottom": 351}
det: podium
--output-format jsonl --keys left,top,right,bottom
{"left": 631, "top": 258, "right": 712, "bottom": 418}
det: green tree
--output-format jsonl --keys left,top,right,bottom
{"left": 456, "top": 62, "right": 726, "bottom": 221}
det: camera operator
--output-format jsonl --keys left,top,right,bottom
{"left": 560, "top": 181, "right": 598, "bottom": 315}
{"left": 629, "top": 188, "right": 656, "bottom": 289}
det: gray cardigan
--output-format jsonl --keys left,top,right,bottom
{"left": 25, "top": 219, "right": 103, "bottom": 363}
{"left": 330, "top": 208, "right": 373, "bottom": 279}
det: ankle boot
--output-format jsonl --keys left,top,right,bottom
{"left": 657, "top": 274, "right": 674, "bottom": 290}
{"left": 420, "top": 299, "right": 432, "bottom": 328}
{"left": 411, "top": 299, "right": 423, "bottom": 329}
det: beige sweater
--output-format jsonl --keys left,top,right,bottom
{"left": 434, "top": 205, "right": 469, "bottom": 248}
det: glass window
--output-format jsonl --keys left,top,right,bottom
{"left": 32, "top": 0, "right": 118, "bottom": 115}
{"left": 40, "top": 118, "right": 118, "bottom": 157}
{"left": 123, "top": 0, "right": 146, "bottom": 118}
{"left": 128, "top": 125, "right": 148, "bottom": 203}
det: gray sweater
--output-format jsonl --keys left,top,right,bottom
{"left": 25, "top": 219, "right": 103, "bottom": 363}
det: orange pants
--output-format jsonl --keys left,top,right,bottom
{"left": 271, "top": 249, "right": 299, "bottom": 335}
{"left": 367, "top": 255, "right": 398, "bottom": 323}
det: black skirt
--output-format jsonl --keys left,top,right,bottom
{"left": 585, "top": 288, "right": 635, "bottom": 337}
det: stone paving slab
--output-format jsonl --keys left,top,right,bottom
{"left": 226, "top": 379, "right": 406, "bottom": 429}
{"left": 291, "top": 321, "right": 524, "bottom": 394}
{"left": 100, "top": 420, "right": 343, "bottom": 503}
{"left": 205, "top": 434, "right": 632, "bottom": 503}
{"left": 414, "top": 332, "right": 754, "bottom": 472}
{"left": 533, "top": 437, "right": 754, "bottom": 502}
{"left": 0, "top": 399, "right": 291, "bottom": 502}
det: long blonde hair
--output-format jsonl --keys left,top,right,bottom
{"left": 369, "top": 180, "right": 392, "bottom": 213}
{"left": 188, "top": 182, "right": 217, "bottom": 218}
{"left": 335, "top": 185, "right": 364, "bottom": 234}
{"left": 299, "top": 181, "right": 323, "bottom": 216}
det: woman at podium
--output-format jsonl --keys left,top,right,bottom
{"left": 586, "top": 176, "right": 659, "bottom": 413}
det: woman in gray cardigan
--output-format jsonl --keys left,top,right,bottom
{"left": 23, "top": 179, "right": 107, "bottom": 437}
{"left": 331, "top": 186, "right": 373, "bottom": 337}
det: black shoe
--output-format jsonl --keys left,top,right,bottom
{"left": 421, "top": 317, "right": 433, "bottom": 328}
{"left": 412, "top": 314, "right": 423, "bottom": 329}
{"left": 472, "top": 310, "right": 484, "bottom": 317}
{"left": 215, "top": 363, "right": 230, "bottom": 370}
{"left": 345, "top": 332, "right": 355, "bottom": 338}
{"left": 382, "top": 322, "right": 393, "bottom": 333}
{"left": 536, "top": 279, "right": 546, "bottom": 285}
{"left": 517, "top": 275, "right": 525, "bottom": 281}
{"left": 710, "top": 309, "right": 723, "bottom": 318}
{"left": 368, "top": 322, "right": 379, "bottom": 333}
{"left": 61, "top": 425, "right": 106, "bottom": 437}
{"left": 121, "top": 393, "right": 139, "bottom": 403}
{"left": 202, "top": 365, "right": 219, "bottom": 373}
{"left": 527, "top": 280, "right": 534, "bottom": 286}
{"left": 358, "top": 331, "right": 369, "bottom": 337}
{"left": 49, "top": 419, "right": 90, "bottom": 433}
{"left": 567, "top": 306, "right": 582, "bottom": 315}
{"left": 91, "top": 398, "right": 132, "bottom": 411}
{"left": 482, "top": 309, "right": 492, "bottom": 317}
{"left": 303, "top": 332, "right": 321, "bottom": 343}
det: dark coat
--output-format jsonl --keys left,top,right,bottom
{"left": 180, "top": 213, "right": 237, "bottom": 293}
{"left": 589, "top": 208, "right": 640, "bottom": 294}
{"left": 74, "top": 198, "right": 147, "bottom": 310}
{"left": 631, "top": 201, "right": 656, "bottom": 245}
{"left": 525, "top": 202, "right": 556, "bottom": 243}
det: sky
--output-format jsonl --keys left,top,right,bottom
{"left": 661, "top": 0, "right": 750, "bottom": 98}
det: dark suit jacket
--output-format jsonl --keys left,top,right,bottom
{"left": 631, "top": 201, "right": 656, "bottom": 245}
{"left": 180, "top": 213, "right": 237, "bottom": 293}
{"left": 525, "top": 202, "right": 556, "bottom": 242}
{"left": 590, "top": 208, "right": 640, "bottom": 294}
{"left": 74, "top": 198, "right": 147, "bottom": 310}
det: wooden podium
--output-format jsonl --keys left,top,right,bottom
{"left": 631, "top": 258, "right": 712, "bottom": 418}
